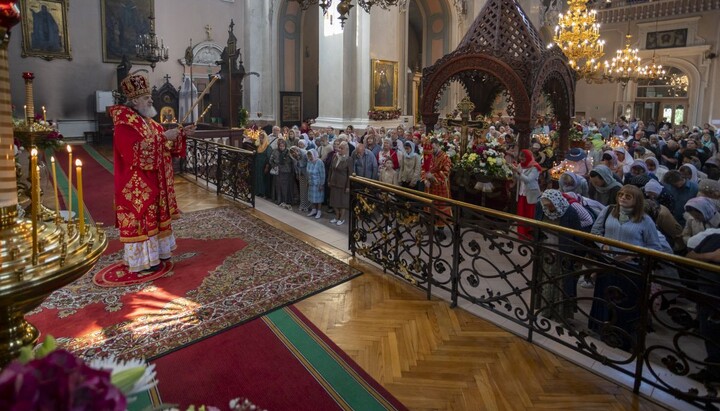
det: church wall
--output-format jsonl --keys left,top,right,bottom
{"left": 8, "top": 0, "right": 244, "bottom": 136}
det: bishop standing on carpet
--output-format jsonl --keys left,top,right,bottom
{"left": 109, "top": 73, "right": 195, "bottom": 273}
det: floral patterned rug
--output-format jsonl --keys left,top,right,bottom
{"left": 26, "top": 206, "right": 361, "bottom": 361}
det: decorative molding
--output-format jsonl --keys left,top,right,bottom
{"left": 192, "top": 41, "right": 224, "bottom": 66}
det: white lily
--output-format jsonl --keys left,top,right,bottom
{"left": 89, "top": 357, "right": 157, "bottom": 397}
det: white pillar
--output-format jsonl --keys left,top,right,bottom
{"left": 316, "top": 6, "right": 371, "bottom": 130}
{"left": 244, "top": 0, "right": 275, "bottom": 122}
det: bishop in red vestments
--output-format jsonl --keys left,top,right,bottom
{"left": 110, "top": 73, "right": 193, "bottom": 273}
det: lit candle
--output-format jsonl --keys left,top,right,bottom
{"left": 66, "top": 145, "right": 72, "bottom": 221}
{"left": 75, "top": 159, "right": 84, "bottom": 235}
{"left": 23, "top": 104, "right": 26, "bottom": 120}
{"left": 42, "top": 106, "right": 46, "bottom": 122}
{"left": 50, "top": 156, "right": 60, "bottom": 221}
{"left": 30, "top": 149, "right": 38, "bottom": 259}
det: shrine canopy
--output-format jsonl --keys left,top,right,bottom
{"left": 421, "top": 0, "right": 576, "bottom": 152}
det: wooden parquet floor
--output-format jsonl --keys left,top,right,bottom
{"left": 92, "top": 139, "right": 667, "bottom": 410}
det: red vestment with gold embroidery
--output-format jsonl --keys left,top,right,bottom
{"left": 109, "top": 105, "right": 184, "bottom": 243}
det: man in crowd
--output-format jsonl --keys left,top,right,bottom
{"left": 109, "top": 73, "right": 195, "bottom": 273}
{"left": 352, "top": 143, "right": 378, "bottom": 180}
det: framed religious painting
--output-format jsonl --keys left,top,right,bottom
{"left": 370, "top": 59, "right": 398, "bottom": 111}
{"left": 280, "top": 91, "right": 302, "bottom": 127}
{"left": 20, "top": 0, "right": 72, "bottom": 60}
{"left": 101, "top": 0, "right": 154, "bottom": 64}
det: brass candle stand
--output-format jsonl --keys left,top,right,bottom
{"left": 0, "top": 206, "right": 107, "bottom": 366}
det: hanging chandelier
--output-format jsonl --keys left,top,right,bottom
{"left": 135, "top": 16, "right": 168, "bottom": 71}
{"left": 604, "top": 33, "right": 644, "bottom": 85}
{"left": 640, "top": 55, "right": 666, "bottom": 81}
{"left": 639, "top": 13, "right": 666, "bottom": 81}
{"left": 552, "top": 0, "right": 606, "bottom": 80}
{"left": 291, "top": 0, "right": 407, "bottom": 28}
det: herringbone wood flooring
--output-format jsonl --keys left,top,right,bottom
{"left": 163, "top": 175, "right": 666, "bottom": 411}
{"left": 93, "top": 140, "right": 666, "bottom": 411}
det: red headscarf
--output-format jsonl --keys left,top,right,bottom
{"left": 520, "top": 149, "right": 542, "bottom": 171}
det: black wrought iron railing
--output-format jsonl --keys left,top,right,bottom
{"left": 182, "top": 137, "right": 255, "bottom": 207}
{"left": 349, "top": 175, "right": 720, "bottom": 410}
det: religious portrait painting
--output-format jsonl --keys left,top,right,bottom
{"left": 20, "top": 0, "right": 72, "bottom": 61}
{"left": 101, "top": 0, "right": 154, "bottom": 64}
{"left": 371, "top": 59, "right": 398, "bottom": 111}
{"left": 646, "top": 28, "right": 688, "bottom": 50}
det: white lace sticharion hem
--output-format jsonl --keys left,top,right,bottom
{"left": 123, "top": 234, "right": 177, "bottom": 272}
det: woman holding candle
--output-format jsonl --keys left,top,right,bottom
{"left": 108, "top": 73, "right": 195, "bottom": 273}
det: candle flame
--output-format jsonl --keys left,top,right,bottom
{"left": 67, "top": 145, "right": 72, "bottom": 153}
{"left": 31, "top": 148, "right": 38, "bottom": 156}
{"left": 75, "top": 159, "right": 82, "bottom": 167}
{"left": 51, "top": 156, "right": 55, "bottom": 163}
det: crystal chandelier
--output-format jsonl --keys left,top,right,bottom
{"left": 640, "top": 13, "right": 666, "bottom": 81}
{"left": 135, "top": 16, "right": 168, "bottom": 71}
{"left": 291, "top": 0, "right": 407, "bottom": 28}
{"left": 640, "top": 55, "right": 666, "bottom": 81}
{"left": 552, "top": 0, "right": 606, "bottom": 80}
{"left": 604, "top": 33, "right": 644, "bottom": 85}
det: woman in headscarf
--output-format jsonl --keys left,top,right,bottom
{"left": 613, "top": 146, "right": 634, "bottom": 174}
{"left": 645, "top": 156, "right": 668, "bottom": 181}
{"left": 306, "top": 149, "right": 326, "bottom": 219}
{"left": 290, "top": 142, "right": 310, "bottom": 212}
{"left": 682, "top": 196, "right": 720, "bottom": 245}
{"left": 328, "top": 141, "right": 354, "bottom": 226}
{"left": 270, "top": 138, "right": 294, "bottom": 209}
{"left": 679, "top": 163, "right": 705, "bottom": 184}
{"left": 534, "top": 189, "right": 591, "bottom": 320}
{"left": 559, "top": 171, "right": 589, "bottom": 197}
{"left": 399, "top": 141, "right": 422, "bottom": 190}
{"left": 643, "top": 179, "right": 675, "bottom": 212}
{"left": 698, "top": 178, "right": 720, "bottom": 213}
{"left": 512, "top": 148, "right": 542, "bottom": 239}
{"left": 588, "top": 165, "right": 623, "bottom": 206}
{"left": 600, "top": 150, "right": 624, "bottom": 181}
{"left": 590, "top": 184, "right": 664, "bottom": 350}
{"left": 254, "top": 131, "right": 272, "bottom": 198}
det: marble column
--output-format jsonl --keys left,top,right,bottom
{"left": 244, "top": 0, "right": 275, "bottom": 122}
{"left": 316, "top": 6, "right": 371, "bottom": 130}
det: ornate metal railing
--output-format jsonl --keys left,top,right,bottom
{"left": 349, "top": 175, "right": 720, "bottom": 409}
{"left": 595, "top": 0, "right": 720, "bottom": 24}
{"left": 182, "top": 137, "right": 255, "bottom": 207}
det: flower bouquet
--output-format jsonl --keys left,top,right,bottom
{"left": 455, "top": 146, "right": 513, "bottom": 181}
{"left": 13, "top": 117, "right": 64, "bottom": 151}
{"left": 368, "top": 108, "right": 401, "bottom": 121}
{"left": 568, "top": 123, "right": 584, "bottom": 142}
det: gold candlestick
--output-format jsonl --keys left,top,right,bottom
{"left": 75, "top": 159, "right": 84, "bottom": 236}
{"left": 30, "top": 148, "right": 38, "bottom": 260}
{"left": 42, "top": 106, "right": 46, "bottom": 122}
{"left": 50, "top": 156, "right": 60, "bottom": 222}
{"left": 195, "top": 103, "right": 212, "bottom": 126}
{"left": 66, "top": 145, "right": 72, "bottom": 221}
{"left": 22, "top": 72, "right": 35, "bottom": 124}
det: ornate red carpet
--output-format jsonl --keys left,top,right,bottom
{"left": 26, "top": 206, "right": 361, "bottom": 360}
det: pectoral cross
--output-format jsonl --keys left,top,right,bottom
{"left": 444, "top": 97, "right": 484, "bottom": 158}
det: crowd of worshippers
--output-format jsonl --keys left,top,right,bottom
{"left": 247, "top": 122, "right": 453, "bottom": 227}
{"left": 517, "top": 117, "right": 720, "bottom": 384}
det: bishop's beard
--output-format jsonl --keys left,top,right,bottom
{"left": 137, "top": 105, "right": 157, "bottom": 118}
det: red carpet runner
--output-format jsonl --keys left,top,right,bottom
{"left": 52, "top": 144, "right": 115, "bottom": 226}
{"left": 153, "top": 306, "right": 406, "bottom": 411}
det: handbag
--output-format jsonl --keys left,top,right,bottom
{"left": 270, "top": 166, "right": 279, "bottom": 175}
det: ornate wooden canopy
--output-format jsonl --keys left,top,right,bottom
{"left": 421, "top": 0, "right": 576, "bottom": 152}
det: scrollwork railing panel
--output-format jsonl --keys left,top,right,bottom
{"left": 349, "top": 175, "right": 720, "bottom": 410}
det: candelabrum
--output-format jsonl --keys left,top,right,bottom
{"left": 135, "top": 16, "right": 168, "bottom": 70}
{"left": 604, "top": 33, "right": 643, "bottom": 86}
{"left": 0, "top": 13, "right": 107, "bottom": 367}
{"left": 552, "top": 0, "right": 605, "bottom": 81}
